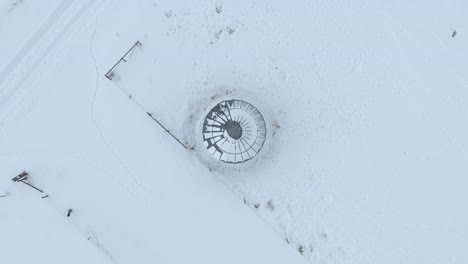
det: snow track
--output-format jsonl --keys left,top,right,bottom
{"left": 0, "top": 0, "right": 110, "bottom": 125}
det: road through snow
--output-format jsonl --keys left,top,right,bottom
{"left": 0, "top": 0, "right": 110, "bottom": 126}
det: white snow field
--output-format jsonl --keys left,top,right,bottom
{"left": 1, "top": 0, "right": 467, "bottom": 263}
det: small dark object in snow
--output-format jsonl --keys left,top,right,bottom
{"left": 67, "top": 209, "right": 73, "bottom": 217}
{"left": 215, "top": 1, "right": 223, "bottom": 13}
{"left": 452, "top": 30, "right": 457, "bottom": 38}
{"left": 273, "top": 120, "right": 280, "bottom": 129}
{"left": 226, "top": 27, "right": 235, "bottom": 35}
{"left": 254, "top": 203, "right": 260, "bottom": 209}
{"left": 214, "top": 29, "right": 223, "bottom": 39}
{"left": 129, "top": 94, "right": 132, "bottom": 99}
{"left": 41, "top": 195, "right": 49, "bottom": 199}
{"left": 298, "top": 245, "right": 305, "bottom": 254}
{"left": 266, "top": 199, "right": 275, "bottom": 211}
{"left": 106, "top": 71, "right": 116, "bottom": 80}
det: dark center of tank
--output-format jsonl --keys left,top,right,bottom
{"left": 224, "top": 121, "right": 243, "bottom": 140}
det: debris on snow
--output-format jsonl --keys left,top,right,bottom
{"left": 298, "top": 245, "right": 305, "bottom": 255}
{"left": 321, "top": 233, "right": 328, "bottom": 240}
{"left": 214, "top": 29, "right": 223, "bottom": 39}
{"left": 266, "top": 199, "right": 275, "bottom": 211}
{"left": 164, "top": 11, "right": 173, "bottom": 18}
{"left": 215, "top": 1, "right": 223, "bottom": 14}
{"left": 226, "top": 26, "right": 235, "bottom": 35}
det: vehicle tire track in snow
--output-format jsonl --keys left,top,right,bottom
{"left": 0, "top": 0, "right": 110, "bottom": 124}
{"left": 0, "top": 0, "right": 72, "bottom": 82}
{"left": 89, "top": 20, "right": 154, "bottom": 203}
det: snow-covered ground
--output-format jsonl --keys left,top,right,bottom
{"left": 1, "top": 0, "right": 467, "bottom": 263}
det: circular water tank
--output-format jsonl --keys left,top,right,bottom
{"left": 202, "top": 99, "right": 267, "bottom": 164}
